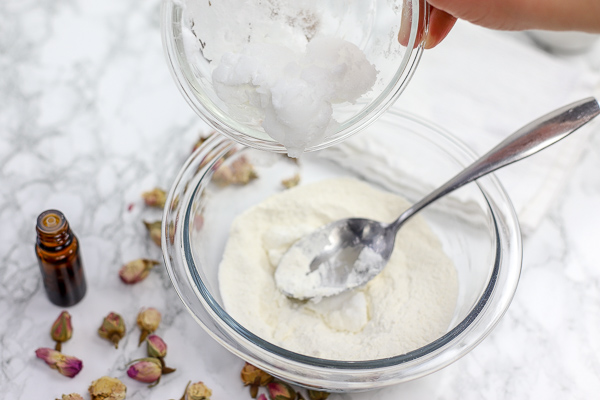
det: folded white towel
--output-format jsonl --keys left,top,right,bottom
{"left": 394, "top": 21, "right": 600, "bottom": 234}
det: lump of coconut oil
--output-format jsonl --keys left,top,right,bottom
{"left": 183, "top": 0, "right": 378, "bottom": 157}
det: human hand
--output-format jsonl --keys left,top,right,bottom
{"left": 399, "top": 0, "right": 600, "bottom": 49}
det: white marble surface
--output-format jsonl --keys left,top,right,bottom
{"left": 1, "top": 0, "right": 600, "bottom": 399}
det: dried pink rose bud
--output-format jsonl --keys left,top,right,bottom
{"left": 257, "top": 395, "right": 267, "bottom": 400}
{"left": 146, "top": 335, "right": 167, "bottom": 358}
{"left": 51, "top": 311, "right": 72, "bottom": 352}
{"left": 146, "top": 334, "right": 176, "bottom": 375}
{"left": 142, "top": 188, "right": 167, "bottom": 209}
{"left": 143, "top": 220, "right": 162, "bottom": 247}
{"left": 146, "top": 334, "right": 167, "bottom": 358}
{"left": 119, "top": 259, "right": 159, "bottom": 284}
{"left": 267, "top": 381, "right": 296, "bottom": 400}
{"left": 35, "top": 348, "right": 82, "bottom": 378}
{"left": 307, "top": 390, "right": 330, "bottom": 400}
{"left": 88, "top": 376, "right": 127, "bottom": 400}
{"left": 127, "top": 357, "right": 162, "bottom": 387}
{"left": 56, "top": 393, "right": 84, "bottom": 400}
{"left": 98, "top": 312, "right": 126, "bottom": 349}
{"left": 137, "top": 308, "right": 161, "bottom": 345}
{"left": 186, "top": 381, "right": 212, "bottom": 400}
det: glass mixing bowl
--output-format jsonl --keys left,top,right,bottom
{"left": 161, "top": 0, "right": 426, "bottom": 153}
{"left": 162, "top": 110, "right": 522, "bottom": 391}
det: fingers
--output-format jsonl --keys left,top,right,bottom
{"left": 398, "top": 1, "right": 457, "bottom": 49}
{"left": 398, "top": 0, "right": 427, "bottom": 47}
{"left": 424, "top": 7, "right": 457, "bottom": 49}
{"left": 398, "top": 0, "right": 417, "bottom": 47}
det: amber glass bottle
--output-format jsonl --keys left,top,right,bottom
{"left": 35, "top": 210, "right": 87, "bottom": 307}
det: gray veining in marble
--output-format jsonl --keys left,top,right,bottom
{"left": 1, "top": 0, "right": 600, "bottom": 398}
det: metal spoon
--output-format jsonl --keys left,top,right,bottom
{"left": 275, "top": 97, "right": 600, "bottom": 300}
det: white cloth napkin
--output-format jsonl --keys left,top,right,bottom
{"left": 393, "top": 21, "right": 600, "bottom": 234}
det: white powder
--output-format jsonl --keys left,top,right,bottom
{"left": 218, "top": 178, "right": 459, "bottom": 360}
{"left": 183, "top": 0, "right": 378, "bottom": 157}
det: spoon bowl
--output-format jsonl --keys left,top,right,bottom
{"left": 276, "top": 97, "right": 600, "bottom": 299}
{"left": 275, "top": 218, "right": 394, "bottom": 299}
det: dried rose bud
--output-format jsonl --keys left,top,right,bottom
{"left": 307, "top": 390, "right": 330, "bottom": 400}
{"left": 213, "top": 156, "right": 257, "bottom": 187}
{"left": 142, "top": 187, "right": 167, "bottom": 209}
{"left": 212, "top": 164, "right": 233, "bottom": 186}
{"left": 51, "top": 311, "right": 72, "bottom": 352}
{"left": 119, "top": 259, "right": 159, "bottom": 284}
{"left": 88, "top": 376, "right": 127, "bottom": 400}
{"left": 56, "top": 394, "right": 84, "bottom": 400}
{"left": 241, "top": 363, "right": 274, "bottom": 386}
{"left": 281, "top": 173, "right": 300, "bottom": 189}
{"left": 241, "top": 362, "right": 274, "bottom": 398}
{"left": 143, "top": 220, "right": 162, "bottom": 247}
{"left": 127, "top": 357, "right": 162, "bottom": 387}
{"left": 186, "top": 381, "right": 212, "bottom": 400}
{"left": 98, "top": 312, "right": 126, "bottom": 349}
{"left": 145, "top": 334, "right": 176, "bottom": 374}
{"left": 146, "top": 334, "right": 167, "bottom": 358}
{"left": 35, "top": 348, "right": 82, "bottom": 378}
{"left": 257, "top": 395, "right": 267, "bottom": 400}
{"left": 267, "top": 381, "right": 296, "bottom": 400}
{"left": 230, "top": 157, "right": 258, "bottom": 183}
{"left": 137, "top": 307, "right": 161, "bottom": 345}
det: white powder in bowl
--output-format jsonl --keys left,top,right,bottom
{"left": 218, "top": 177, "right": 458, "bottom": 360}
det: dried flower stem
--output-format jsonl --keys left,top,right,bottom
{"left": 179, "top": 381, "right": 191, "bottom": 400}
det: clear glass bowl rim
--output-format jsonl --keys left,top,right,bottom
{"left": 162, "top": 110, "right": 522, "bottom": 383}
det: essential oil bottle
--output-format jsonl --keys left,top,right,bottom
{"left": 35, "top": 210, "right": 87, "bottom": 307}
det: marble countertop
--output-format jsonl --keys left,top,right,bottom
{"left": 1, "top": 0, "right": 600, "bottom": 399}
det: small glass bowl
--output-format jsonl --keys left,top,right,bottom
{"left": 161, "top": 0, "right": 426, "bottom": 153}
{"left": 162, "top": 110, "right": 522, "bottom": 391}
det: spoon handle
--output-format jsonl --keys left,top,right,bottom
{"left": 391, "top": 97, "right": 600, "bottom": 231}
